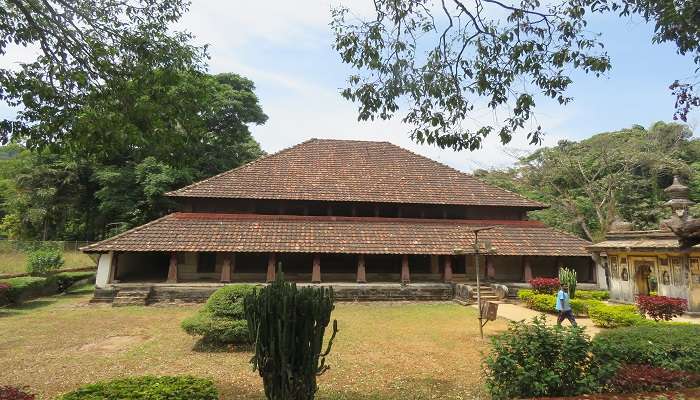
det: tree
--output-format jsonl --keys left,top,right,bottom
{"left": 332, "top": 0, "right": 699, "bottom": 151}
{"left": 0, "top": 71, "right": 267, "bottom": 240}
{"left": 0, "top": 0, "right": 204, "bottom": 146}
{"left": 476, "top": 122, "right": 696, "bottom": 241}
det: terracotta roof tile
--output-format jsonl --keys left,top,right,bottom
{"left": 83, "top": 213, "right": 590, "bottom": 256}
{"left": 166, "top": 139, "right": 545, "bottom": 208}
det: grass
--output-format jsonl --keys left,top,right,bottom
{"left": 0, "top": 251, "right": 96, "bottom": 275}
{"left": 0, "top": 289, "right": 508, "bottom": 400}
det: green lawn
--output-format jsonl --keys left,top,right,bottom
{"left": 0, "top": 251, "right": 96, "bottom": 275}
{"left": 0, "top": 288, "right": 507, "bottom": 399}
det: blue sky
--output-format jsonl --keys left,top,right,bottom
{"left": 2, "top": 1, "right": 698, "bottom": 172}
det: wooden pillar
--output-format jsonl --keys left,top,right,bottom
{"left": 430, "top": 255, "right": 440, "bottom": 274}
{"left": 401, "top": 255, "right": 410, "bottom": 284}
{"left": 443, "top": 256, "right": 453, "bottom": 283}
{"left": 356, "top": 254, "right": 367, "bottom": 283}
{"left": 303, "top": 205, "right": 309, "bottom": 216}
{"left": 327, "top": 205, "right": 333, "bottom": 216}
{"left": 374, "top": 205, "right": 380, "bottom": 217}
{"left": 486, "top": 255, "right": 496, "bottom": 280}
{"left": 523, "top": 256, "right": 533, "bottom": 282}
{"left": 312, "top": 254, "right": 321, "bottom": 283}
{"left": 266, "top": 253, "right": 276, "bottom": 282}
{"left": 167, "top": 252, "right": 178, "bottom": 283}
{"left": 221, "top": 253, "right": 234, "bottom": 283}
{"left": 351, "top": 205, "right": 357, "bottom": 217}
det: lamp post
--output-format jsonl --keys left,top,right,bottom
{"left": 456, "top": 226, "right": 496, "bottom": 339}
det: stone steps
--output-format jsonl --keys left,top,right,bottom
{"left": 112, "top": 288, "right": 152, "bottom": 307}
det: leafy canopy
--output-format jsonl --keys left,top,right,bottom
{"left": 332, "top": 0, "right": 699, "bottom": 151}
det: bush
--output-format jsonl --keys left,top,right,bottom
{"left": 0, "top": 276, "right": 49, "bottom": 303}
{"left": 516, "top": 288, "right": 535, "bottom": 301}
{"left": 525, "top": 293, "right": 594, "bottom": 317}
{"left": 591, "top": 324, "right": 700, "bottom": 382}
{"left": 529, "top": 277, "right": 560, "bottom": 294}
{"left": 608, "top": 364, "right": 700, "bottom": 393}
{"left": 483, "top": 316, "right": 597, "bottom": 399}
{"left": 26, "top": 248, "right": 64, "bottom": 276}
{"left": 58, "top": 376, "right": 218, "bottom": 400}
{"left": 636, "top": 295, "right": 687, "bottom": 321}
{"left": 0, "top": 283, "right": 11, "bottom": 305}
{"left": 181, "top": 284, "right": 255, "bottom": 344}
{"left": 0, "top": 386, "right": 35, "bottom": 400}
{"left": 181, "top": 311, "right": 249, "bottom": 344}
{"left": 50, "top": 271, "right": 96, "bottom": 292}
{"left": 576, "top": 290, "right": 609, "bottom": 301}
{"left": 588, "top": 303, "right": 644, "bottom": 328}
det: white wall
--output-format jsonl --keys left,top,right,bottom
{"left": 95, "top": 252, "right": 113, "bottom": 288}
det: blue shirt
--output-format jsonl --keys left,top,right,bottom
{"left": 556, "top": 290, "right": 571, "bottom": 311}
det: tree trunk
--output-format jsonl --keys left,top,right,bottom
{"left": 669, "top": 219, "right": 700, "bottom": 249}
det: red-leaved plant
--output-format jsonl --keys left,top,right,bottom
{"left": 0, "top": 386, "right": 35, "bottom": 400}
{"left": 0, "top": 282, "right": 11, "bottom": 304}
{"left": 636, "top": 295, "right": 688, "bottom": 321}
{"left": 609, "top": 364, "right": 700, "bottom": 393}
{"left": 528, "top": 277, "right": 560, "bottom": 294}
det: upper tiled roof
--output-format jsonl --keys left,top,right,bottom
{"left": 166, "top": 139, "right": 545, "bottom": 208}
{"left": 82, "top": 213, "right": 589, "bottom": 256}
{"left": 587, "top": 230, "right": 698, "bottom": 251}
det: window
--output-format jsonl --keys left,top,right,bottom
{"left": 609, "top": 256, "right": 619, "bottom": 278}
{"left": 197, "top": 252, "right": 216, "bottom": 273}
{"left": 671, "top": 257, "right": 683, "bottom": 286}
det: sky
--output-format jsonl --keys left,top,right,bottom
{"left": 2, "top": 1, "right": 698, "bottom": 172}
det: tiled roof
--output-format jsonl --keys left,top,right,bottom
{"left": 587, "top": 231, "right": 697, "bottom": 251}
{"left": 166, "top": 139, "right": 545, "bottom": 208}
{"left": 82, "top": 213, "right": 590, "bottom": 256}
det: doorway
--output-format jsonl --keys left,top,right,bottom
{"left": 633, "top": 260, "right": 655, "bottom": 296}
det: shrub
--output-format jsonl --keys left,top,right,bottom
{"left": 483, "top": 316, "right": 597, "bottom": 399}
{"left": 181, "top": 284, "right": 256, "bottom": 345}
{"left": 588, "top": 302, "right": 644, "bottom": 328}
{"left": 0, "top": 386, "right": 35, "bottom": 400}
{"left": 591, "top": 324, "right": 700, "bottom": 383}
{"left": 524, "top": 293, "right": 594, "bottom": 316}
{"left": 529, "top": 277, "right": 560, "bottom": 294}
{"left": 50, "top": 271, "right": 96, "bottom": 292}
{"left": 58, "top": 376, "right": 218, "bottom": 400}
{"left": 0, "top": 283, "right": 11, "bottom": 305}
{"left": 608, "top": 364, "right": 700, "bottom": 393}
{"left": 516, "top": 289, "right": 535, "bottom": 301}
{"left": 0, "top": 276, "right": 49, "bottom": 303}
{"left": 181, "top": 311, "right": 249, "bottom": 344}
{"left": 576, "top": 290, "right": 609, "bottom": 301}
{"left": 26, "top": 248, "right": 64, "bottom": 276}
{"left": 245, "top": 274, "right": 338, "bottom": 400}
{"left": 559, "top": 267, "right": 577, "bottom": 298}
{"left": 636, "top": 295, "right": 688, "bottom": 321}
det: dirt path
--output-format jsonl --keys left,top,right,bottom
{"left": 472, "top": 302, "right": 601, "bottom": 335}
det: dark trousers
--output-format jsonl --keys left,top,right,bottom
{"left": 557, "top": 310, "right": 577, "bottom": 326}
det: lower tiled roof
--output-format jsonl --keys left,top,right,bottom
{"left": 81, "top": 213, "right": 591, "bottom": 256}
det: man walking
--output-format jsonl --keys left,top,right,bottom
{"left": 556, "top": 284, "right": 577, "bottom": 327}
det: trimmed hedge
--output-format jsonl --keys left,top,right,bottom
{"left": 181, "top": 284, "right": 256, "bottom": 344}
{"left": 591, "top": 325, "right": 700, "bottom": 386}
{"left": 58, "top": 376, "right": 218, "bottom": 400}
{"left": 0, "top": 271, "right": 95, "bottom": 305}
{"left": 576, "top": 290, "right": 610, "bottom": 301}
{"left": 522, "top": 291, "right": 595, "bottom": 317}
{"left": 587, "top": 303, "right": 644, "bottom": 328}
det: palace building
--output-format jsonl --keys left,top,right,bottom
{"left": 83, "top": 139, "right": 597, "bottom": 303}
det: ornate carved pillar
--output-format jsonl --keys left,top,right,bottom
{"left": 356, "top": 254, "right": 367, "bottom": 283}
{"left": 401, "top": 254, "right": 410, "bottom": 284}
{"left": 312, "top": 254, "right": 321, "bottom": 283}
{"left": 523, "top": 256, "right": 533, "bottom": 282}
{"left": 430, "top": 255, "right": 440, "bottom": 274}
{"left": 221, "top": 253, "right": 234, "bottom": 283}
{"left": 486, "top": 256, "right": 496, "bottom": 280}
{"left": 266, "top": 253, "right": 276, "bottom": 283}
{"left": 443, "top": 256, "right": 453, "bottom": 283}
{"left": 167, "top": 252, "right": 178, "bottom": 283}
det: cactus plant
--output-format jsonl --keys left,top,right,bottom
{"left": 244, "top": 273, "right": 338, "bottom": 400}
{"left": 559, "top": 267, "right": 577, "bottom": 298}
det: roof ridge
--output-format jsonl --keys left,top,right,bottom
{"left": 384, "top": 142, "right": 547, "bottom": 209}
{"left": 80, "top": 213, "right": 176, "bottom": 251}
{"left": 166, "top": 139, "right": 316, "bottom": 197}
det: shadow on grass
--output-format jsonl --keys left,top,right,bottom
{"left": 191, "top": 339, "right": 254, "bottom": 354}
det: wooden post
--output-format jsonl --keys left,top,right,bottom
{"left": 523, "top": 256, "right": 533, "bottom": 282}
{"left": 401, "top": 255, "right": 410, "bottom": 284}
{"left": 221, "top": 253, "right": 234, "bottom": 283}
{"left": 443, "top": 256, "right": 453, "bottom": 283}
{"left": 312, "top": 254, "right": 321, "bottom": 283}
{"left": 486, "top": 256, "right": 496, "bottom": 280}
{"left": 356, "top": 254, "right": 367, "bottom": 283}
{"left": 167, "top": 252, "right": 178, "bottom": 283}
{"left": 266, "top": 253, "right": 276, "bottom": 282}
{"left": 430, "top": 255, "right": 440, "bottom": 274}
